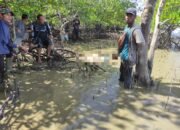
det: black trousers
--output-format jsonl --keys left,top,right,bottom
{"left": 33, "top": 37, "right": 52, "bottom": 48}
{"left": 72, "top": 28, "right": 80, "bottom": 41}
{"left": 0, "top": 55, "right": 5, "bottom": 83}
{"left": 119, "top": 61, "right": 133, "bottom": 88}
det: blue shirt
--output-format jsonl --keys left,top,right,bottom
{"left": 16, "top": 20, "right": 26, "bottom": 38}
{"left": 120, "top": 26, "right": 132, "bottom": 61}
{"left": 0, "top": 20, "right": 16, "bottom": 55}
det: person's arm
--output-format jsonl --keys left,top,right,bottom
{"left": 118, "top": 32, "right": 126, "bottom": 49}
{"left": 30, "top": 23, "right": 35, "bottom": 38}
{"left": 46, "top": 23, "right": 52, "bottom": 36}
{"left": 133, "top": 29, "right": 145, "bottom": 45}
{"left": 10, "top": 39, "right": 17, "bottom": 48}
{"left": 15, "top": 21, "right": 21, "bottom": 33}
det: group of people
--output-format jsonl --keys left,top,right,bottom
{"left": 0, "top": 6, "right": 82, "bottom": 87}
{"left": 60, "top": 15, "right": 81, "bottom": 44}
{"left": 0, "top": 7, "right": 53, "bottom": 86}
{"left": 0, "top": 6, "right": 145, "bottom": 89}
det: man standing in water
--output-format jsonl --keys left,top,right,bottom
{"left": 31, "top": 14, "right": 53, "bottom": 63}
{"left": 72, "top": 15, "right": 80, "bottom": 41}
{"left": 0, "top": 8, "right": 16, "bottom": 85}
{"left": 118, "top": 8, "right": 145, "bottom": 88}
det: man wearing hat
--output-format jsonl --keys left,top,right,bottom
{"left": 0, "top": 8, "right": 14, "bottom": 84}
{"left": 0, "top": 8, "right": 23, "bottom": 86}
{"left": 118, "top": 8, "right": 145, "bottom": 88}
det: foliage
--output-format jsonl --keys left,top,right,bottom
{"left": 0, "top": 0, "right": 134, "bottom": 27}
{"left": 161, "top": 0, "right": 180, "bottom": 24}
{"left": 151, "top": 0, "right": 179, "bottom": 32}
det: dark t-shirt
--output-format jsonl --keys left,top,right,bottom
{"left": 64, "top": 23, "right": 70, "bottom": 33}
{"left": 73, "top": 19, "right": 80, "bottom": 30}
{"left": 31, "top": 21, "right": 52, "bottom": 38}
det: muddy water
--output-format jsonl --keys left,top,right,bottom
{"left": 63, "top": 50, "right": 180, "bottom": 130}
{"left": 0, "top": 46, "right": 180, "bottom": 130}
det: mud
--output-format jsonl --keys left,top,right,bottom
{"left": 0, "top": 41, "right": 179, "bottom": 130}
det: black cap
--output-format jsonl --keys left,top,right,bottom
{"left": 0, "top": 8, "right": 11, "bottom": 14}
{"left": 126, "top": 8, "right": 137, "bottom": 16}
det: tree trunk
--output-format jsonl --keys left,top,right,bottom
{"left": 3, "top": 0, "right": 7, "bottom": 7}
{"left": 12, "top": 16, "right": 16, "bottom": 40}
{"left": 136, "top": 0, "right": 157, "bottom": 86}
{"left": 148, "top": 0, "right": 166, "bottom": 74}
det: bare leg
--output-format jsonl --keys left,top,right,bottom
{"left": 47, "top": 45, "right": 53, "bottom": 57}
{"left": 37, "top": 48, "right": 42, "bottom": 63}
{"left": 60, "top": 34, "right": 64, "bottom": 47}
{"left": 61, "top": 41, "right": 64, "bottom": 48}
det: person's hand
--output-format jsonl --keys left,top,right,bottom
{"left": 26, "top": 29, "right": 32, "bottom": 33}
{"left": 18, "top": 45, "right": 28, "bottom": 53}
{"left": 49, "top": 35, "right": 53, "bottom": 39}
{"left": 17, "top": 29, "right": 21, "bottom": 33}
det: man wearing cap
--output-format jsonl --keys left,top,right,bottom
{"left": 118, "top": 8, "right": 145, "bottom": 88}
{"left": 0, "top": 8, "right": 13, "bottom": 84}
{"left": 0, "top": 8, "right": 26, "bottom": 85}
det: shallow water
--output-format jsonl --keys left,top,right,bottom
{"left": 63, "top": 49, "right": 180, "bottom": 130}
{"left": 0, "top": 43, "right": 180, "bottom": 130}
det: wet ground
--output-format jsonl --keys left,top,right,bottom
{"left": 0, "top": 40, "right": 180, "bottom": 130}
